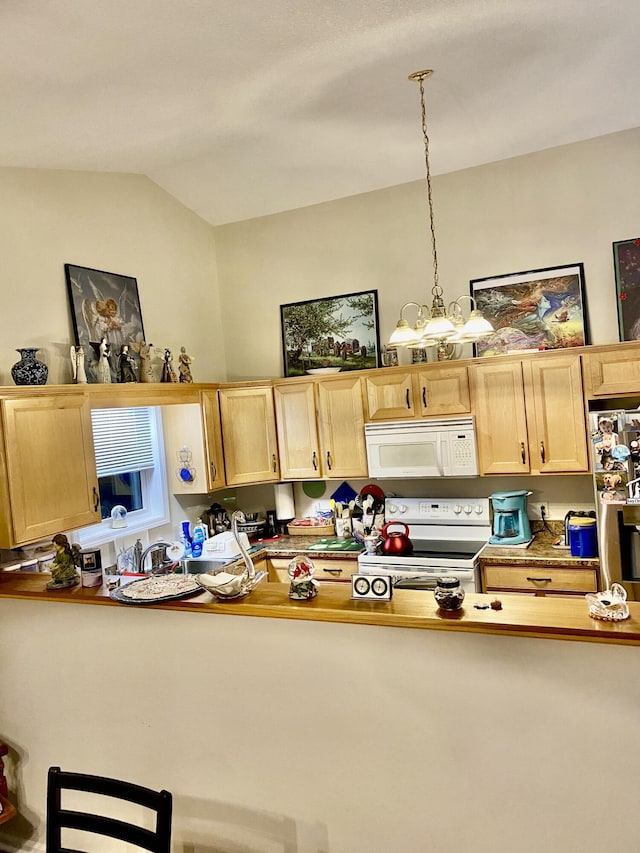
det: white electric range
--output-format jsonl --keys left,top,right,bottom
{"left": 357, "top": 497, "right": 491, "bottom": 593}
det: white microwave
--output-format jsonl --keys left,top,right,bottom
{"left": 364, "top": 417, "right": 479, "bottom": 479}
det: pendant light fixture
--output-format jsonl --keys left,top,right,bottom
{"left": 389, "top": 70, "right": 493, "bottom": 360}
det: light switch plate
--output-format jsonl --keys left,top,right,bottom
{"left": 351, "top": 573, "right": 393, "bottom": 601}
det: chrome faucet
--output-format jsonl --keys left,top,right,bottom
{"left": 138, "top": 541, "right": 174, "bottom": 575}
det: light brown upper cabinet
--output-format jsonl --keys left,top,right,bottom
{"left": 469, "top": 353, "right": 589, "bottom": 475}
{"left": 274, "top": 374, "right": 368, "bottom": 479}
{"left": 364, "top": 364, "right": 470, "bottom": 421}
{"left": 0, "top": 394, "right": 101, "bottom": 547}
{"left": 162, "top": 396, "right": 225, "bottom": 493}
{"left": 414, "top": 364, "right": 471, "bottom": 417}
{"left": 218, "top": 385, "right": 280, "bottom": 486}
{"left": 582, "top": 342, "right": 640, "bottom": 397}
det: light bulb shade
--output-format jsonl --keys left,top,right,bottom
{"left": 422, "top": 314, "right": 456, "bottom": 340}
{"left": 389, "top": 319, "right": 420, "bottom": 346}
{"left": 458, "top": 310, "right": 494, "bottom": 341}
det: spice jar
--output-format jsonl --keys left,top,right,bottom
{"left": 434, "top": 577, "right": 465, "bottom": 611}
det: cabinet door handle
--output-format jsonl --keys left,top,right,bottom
{"left": 92, "top": 486, "right": 100, "bottom": 512}
{"left": 312, "top": 451, "right": 318, "bottom": 471}
{"left": 326, "top": 451, "right": 332, "bottom": 471}
{"left": 272, "top": 454, "right": 277, "bottom": 473}
{"left": 540, "top": 440, "right": 546, "bottom": 464}
{"left": 323, "top": 567, "right": 343, "bottom": 575}
{"left": 210, "top": 461, "right": 217, "bottom": 481}
{"left": 405, "top": 388, "right": 410, "bottom": 409}
{"left": 520, "top": 442, "right": 526, "bottom": 464}
{"left": 526, "top": 577, "right": 552, "bottom": 583}
{"left": 422, "top": 386, "right": 427, "bottom": 408}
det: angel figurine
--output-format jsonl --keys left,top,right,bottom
{"left": 46, "top": 533, "right": 82, "bottom": 590}
{"left": 89, "top": 337, "right": 112, "bottom": 383}
{"left": 136, "top": 341, "right": 156, "bottom": 383}
{"left": 178, "top": 346, "right": 194, "bottom": 383}
{"left": 161, "top": 348, "right": 178, "bottom": 383}
{"left": 70, "top": 345, "right": 87, "bottom": 384}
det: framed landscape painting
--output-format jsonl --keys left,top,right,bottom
{"left": 613, "top": 237, "right": 640, "bottom": 341}
{"left": 470, "top": 263, "right": 588, "bottom": 357}
{"left": 280, "top": 290, "right": 380, "bottom": 377}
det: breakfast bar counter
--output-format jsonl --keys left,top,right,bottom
{"left": 0, "top": 568, "right": 637, "bottom": 645}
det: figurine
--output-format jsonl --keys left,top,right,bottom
{"left": 288, "top": 555, "right": 319, "bottom": 600}
{"left": 161, "top": 348, "right": 178, "bottom": 383}
{"left": 178, "top": 346, "right": 194, "bottom": 383}
{"left": 70, "top": 345, "right": 87, "bottom": 384}
{"left": 117, "top": 344, "right": 138, "bottom": 383}
{"left": 46, "top": 533, "right": 82, "bottom": 590}
{"left": 90, "top": 337, "right": 112, "bottom": 383}
{"left": 137, "top": 341, "right": 156, "bottom": 383}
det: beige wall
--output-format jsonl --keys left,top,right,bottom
{"left": 0, "top": 168, "right": 226, "bottom": 385}
{"left": 215, "top": 128, "right": 640, "bottom": 381}
{"left": 2, "top": 599, "right": 639, "bottom": 853}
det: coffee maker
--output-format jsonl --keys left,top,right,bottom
{"left": 489, "top": 490, "right": 534, "bottom": 546}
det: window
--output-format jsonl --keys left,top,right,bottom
{"left": 72, "top": 406, "right": 169, "bottom": 548}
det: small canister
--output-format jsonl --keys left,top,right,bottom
{"left": 434, "top": 576, "right": 465, "bottom": 612}
{"left": 568, "top": 518, "right": 598, "bottom": 558}
{"left": 80, "top": 547, "right": 103, "bottom": 587}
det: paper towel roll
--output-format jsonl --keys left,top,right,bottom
{"left": 275, "top": 483, "right": 295, "bottom": 520}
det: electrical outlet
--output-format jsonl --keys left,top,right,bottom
{"left": 540, "top": 504, "right": 547, "bottom": 519}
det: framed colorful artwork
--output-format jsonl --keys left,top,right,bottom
{"left": 613, "top": 237, "right": 640, "bottom": 341}
{"left": 280, "top": 289, "right": 380, "bottom": 377}
{"left": 470, "top": 263, "right": 588, "bottom": 357}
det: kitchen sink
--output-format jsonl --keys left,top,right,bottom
{"left": 178, "top": 558, "right": 235, "bottom": 575}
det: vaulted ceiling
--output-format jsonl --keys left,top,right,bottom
{"left": 2, "top": 0, "right": 639, "bottom": 225}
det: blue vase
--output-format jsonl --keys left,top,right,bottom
{"left": 11, "top": 348, "right": 48, "bottom": 386}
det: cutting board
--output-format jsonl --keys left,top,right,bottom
{"left": 306, "top": 538, "right": 363, "bottom": 552}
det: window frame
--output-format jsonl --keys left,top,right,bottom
{"left": 71, "top": 406, "right": 170, "bottom": 549}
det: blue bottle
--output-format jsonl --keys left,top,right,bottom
{"left": 180, "top": 520, "right": 192, "bottom": 559}
{"left": 191, "top": 517, "right": 207, "bottom": 559}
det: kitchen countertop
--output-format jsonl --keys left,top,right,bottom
{"left": 479, "top": 529, "right": 600, "bottom": 568}
{"left": 252, "top": 534, "right": 363, "bottom": 558}
{"left": 0, "top": 569, "right": 638, "bottom": 646}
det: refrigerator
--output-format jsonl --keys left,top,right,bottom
{"left": 589, "top": 409, "right": 640, "bottom": 600}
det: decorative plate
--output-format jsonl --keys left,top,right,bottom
{"left": 110, "top": 574, "right": 202, "bottom": 605}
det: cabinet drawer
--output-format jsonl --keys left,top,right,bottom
{"left": 268, "top": 557, "right": 357, "bottom": 583}
{"left": 483, "top": 564, "right": 597, "bottom": 594}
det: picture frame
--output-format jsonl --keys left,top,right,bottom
{"left": 280, "top": 289, "right": 380, "bottom": 377}
{"left": 470, "top": 263, "right": 588, "bottom": 357}
{"left": 64, "top": 264, "right": 146, "bottom": 382}
{"left": 613, "top": 237, "right": 640, "bottom": 341}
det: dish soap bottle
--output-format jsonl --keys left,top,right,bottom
{"left": 180, "top": 520, "right": 192, "bottom": 559}
{"left": 191, "top": 517, "right": 207, "bottom": 559}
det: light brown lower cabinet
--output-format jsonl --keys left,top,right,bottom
{"left": 481, "top": 562, "right": 598, "bottom": 596}
{"left": 267, "top": 557, "right": 358, "bottom": 583}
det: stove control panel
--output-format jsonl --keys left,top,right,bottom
{"left": 386, "top": 498, "right": 489, "bottom": 524}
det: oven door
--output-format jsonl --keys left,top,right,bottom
{"left": 357, "top": 555, "right": 480, "bottom": 593}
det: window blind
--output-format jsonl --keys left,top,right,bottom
{"left": 91, "top": 408, "right": 156, "bottom": 478}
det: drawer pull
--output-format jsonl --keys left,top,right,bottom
{"left": 526, "top": 576, "right": 552, "bottom": 583}
{"left": 323, "top": 567, "right": 343, "bottom": 575}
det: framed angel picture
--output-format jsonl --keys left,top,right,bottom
{"left": 65, "top": 264, "right": 146, "bottom": 382}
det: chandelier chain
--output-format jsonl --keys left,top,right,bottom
{"left": 416, "top": 73, "right": 441, "bottom": 302}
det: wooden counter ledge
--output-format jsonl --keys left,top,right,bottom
{"left": 2, "top": 571, "right": 639, "bottom": 645}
